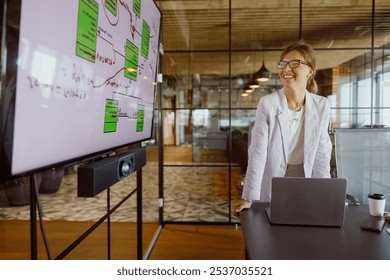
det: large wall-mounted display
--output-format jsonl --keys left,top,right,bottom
{"left": 0, "top": 0, "right": 161, "bottom": 180}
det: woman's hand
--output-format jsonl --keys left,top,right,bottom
{"left": 234, "top": 200, "right": 251, "bottom": 213}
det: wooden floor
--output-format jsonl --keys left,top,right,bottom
{"left": 1, "top": 146, "right": 244, "bottom": 260}
{"left": 146, "top": 145, "right": 193, "bottom": 162}
{"left": 149, "top": 223, "right": 245, "bottom": 260}
{"left": 147, "top": 145, "right": 229, "bottom": 163}
{"left": 0, "top": 220, "right": 245, "bottom": 260}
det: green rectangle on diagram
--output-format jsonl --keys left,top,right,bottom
{"left": 76, "top": 0, "right": 98, "bottom": 62}
{"left": 133, "top": 0, "right": 141, "bottom": 17}
{"left": 104, "top": 122, "right": 117, "bottom": 133}
{"left": 136, "top": 104, "right": 145, "bottom": 132}
{"left": 105, "top": 0, "right": 117, "bottom": 16}
{"left": 106, "top": 99, "right": 118, "bottom": 107}
{"left": 105, "top": 107, "right": 118, "bottom": 122}
{"left": 104, "top": 98, "right": 118, "bottom": 133}
{"left": 141, "top": 20, "right": 150, "bottom": 59}
{"left": 124, "top": 40, "right": 139, "bottom": 81}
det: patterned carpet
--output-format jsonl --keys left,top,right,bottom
{"left": 0, "top": 162, "right": 242, "bottom": 223}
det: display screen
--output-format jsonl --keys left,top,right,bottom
{"left": 0, "top": 0, "right": 161, "bottom": 179}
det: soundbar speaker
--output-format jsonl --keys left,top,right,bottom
{"left": 77, "top": 147, "right": 146, "bottom": 197}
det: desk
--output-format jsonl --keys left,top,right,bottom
{"left": 240, "top": 202, "right": 390, "bottom": 260}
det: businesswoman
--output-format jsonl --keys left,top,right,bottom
{"left": 235, "top": 41, "right": 332, "bottom": 212}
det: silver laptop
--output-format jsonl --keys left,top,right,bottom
{"left": 265, "top": 177, "right": 347, "bottom": 227}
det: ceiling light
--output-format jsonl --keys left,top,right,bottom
{"left": 253, "top": 34, "right": 271, "bottom": 82}
{"left": 248, "top": 75, "right": 261, "bottom": 89}
{"left": 243, "top": 84, "right": 254, "bottom": 93}
{"left": 254, "top": 62, "right": 271, "bottom": 82}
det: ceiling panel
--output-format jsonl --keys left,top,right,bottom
{"left": 159, "top": 0, "right": 390, "bottom": 77}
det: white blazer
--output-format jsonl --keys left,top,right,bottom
{"left": 242, "top": 88, "right": 332, "bottom": 202}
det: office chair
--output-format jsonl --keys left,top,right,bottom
{"left": 346, "top": 194, "right": 360, "bottom": 206}
{"left": 335, "top": 128, "right": 390, "bottom": 207}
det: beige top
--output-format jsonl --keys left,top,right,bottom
{"left": 288, "top": 106, "right": 305, "bottom": 164}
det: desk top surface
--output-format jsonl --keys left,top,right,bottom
{"left": 240, "top": 202, "right": 390, "bottom": 260}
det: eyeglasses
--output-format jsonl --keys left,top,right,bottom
{"left": 276, "top": 59, "right": 310, "bottom": 69}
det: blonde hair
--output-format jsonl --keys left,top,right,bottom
{"left": 280, "top": 41, "right": 318, "bottom": 93}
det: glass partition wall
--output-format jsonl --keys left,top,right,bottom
{"left": 155, "top": 0, "right": 390, "bottom": 224}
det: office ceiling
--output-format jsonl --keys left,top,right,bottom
{"left": 159, "top": 0, "right": 390, "bottom": 77}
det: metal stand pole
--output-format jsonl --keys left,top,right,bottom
{"left": 137, "top": 168, "right": 143, "bottom": 260}
{"left": 29, "top": 174, "right": 38, "bottom": 259}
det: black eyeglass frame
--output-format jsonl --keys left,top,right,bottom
{"left": 276, "top": 59, "right": 310, "bottom": 69}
